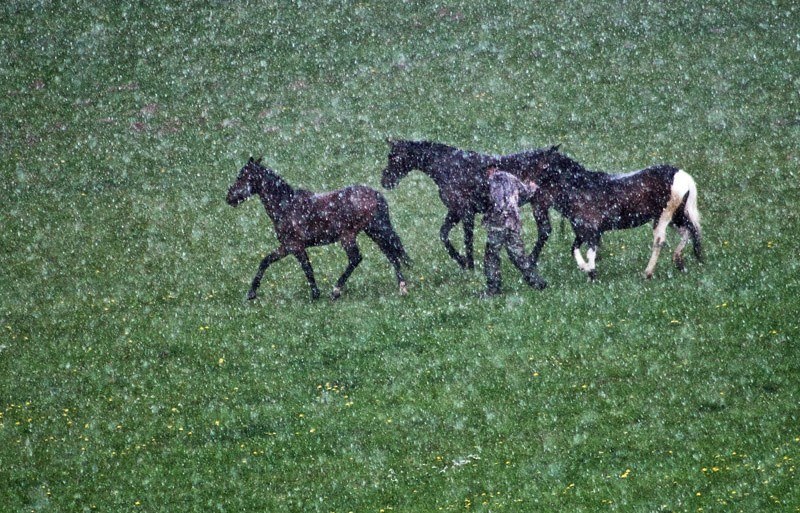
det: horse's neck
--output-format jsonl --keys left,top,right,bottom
{"left": 546, "top": 157, "right": 604, "bottom": 215}
{"left": 410, "top": 143, "right": 438, "bottom": 175}
{"left": 256, "top": 175, "right": 297, "bottom": 220}
{"left": 553, "top": 156, "right": 597, "bottom": 187}
{"left": 419, "top": 145, "right": 482, "bottom": 185}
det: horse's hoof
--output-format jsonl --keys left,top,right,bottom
{"left": 331, "top": 287, "right": 341, "bottom": 300}
{"left": 643, "top": 271, "right": 654, "bottom": 280}
{"left": 311, "top": 289, "right": 321, "bottom": 300}
{"left": 674, "top": 256, "right": 686, "bottom": 271}
{"left": 399, "top": 281, "right": 408, "bottom": 295}
{"left": 247, "top": 290, "right": 258, "bottom": 300}
{"left": 588, "top": 270, "right": 597, "bottom": 281}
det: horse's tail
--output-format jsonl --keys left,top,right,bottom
{"left": 676, "top": 170, "right": 702, "bottom": 262}
{"left": 367, "top": 193, "right": 413, "bottom": 267}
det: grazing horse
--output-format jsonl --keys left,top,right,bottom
{"left": 499, "top": 146, "right": 702, "bottom": 280}
{"left": 381, "top": 139, "right": 494, "bottom": 270}
{"left": 226, "top": 158, "right": 411, "bottom": 300}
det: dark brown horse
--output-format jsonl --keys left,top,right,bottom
{"left": 227, "top": 158, "right": 411, "bottom": 300}
{"left": 498, "top": 146, "right": 703, "bottom": 280}
{"left": 381, "top": 139, "right": 495, "bottom": 270}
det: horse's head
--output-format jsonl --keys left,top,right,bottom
{"left": 381, "top": 139, "right": 414, "bottom": 189}
{"left": 518, "top": 145, "right": 561, "bottom": 182}
{"left": 226, "top": 157, "right": 263, "bottom": 206}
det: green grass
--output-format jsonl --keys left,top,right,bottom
{"left": 2, "top": 0, "right": 799, "bottom": 511}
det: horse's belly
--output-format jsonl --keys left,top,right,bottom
{"left": 603, "top": 210, "right": 656, "bottom": 230}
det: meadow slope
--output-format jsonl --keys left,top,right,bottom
{"left": 1, "top": 1, "right": 798, "bottom": 512}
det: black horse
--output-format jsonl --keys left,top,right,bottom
{"left": 381, "top": 139, "right": 495, "bottom": 270}
{"left": 227, "top": 158, "right": 411, "bottom": 300}
{"left": 498, "top": 146, "right": 703, "bottom": 280}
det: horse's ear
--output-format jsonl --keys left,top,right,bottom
{"left": 248, "top": 157, "right": 254, "bottom": 163}
{"left": 256, "top": 156, "right": 263, "bottom": 164}
{"left": 549, "top": 144, "right": 561, "bottom": 153}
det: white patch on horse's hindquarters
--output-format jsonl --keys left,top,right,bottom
{"left": 672, "top": 169, "right": 694, "bottom": 195}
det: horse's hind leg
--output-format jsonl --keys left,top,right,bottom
{"left": 440, "top": 211, "right": 468, "bottom": 269}
{"left": 672, "top": 225, "right": 691, "bottom": 271}
{"left": 364, "top": 211, "right": 409, "bottom": 295}
{"left": 293, "top": 250, "right": 320, "bottom": 300}
{"left": 248, "top": 247, "right": 288, "bottom": 300}
{"left": 332, "top": 239, "right": 363, "bottom": 299}
{"left": 644, "top": 194, "right": 684, "bottom": 279}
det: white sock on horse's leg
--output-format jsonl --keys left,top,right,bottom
{"left": 574, "top": 247, "right": 592, "bottom": 273}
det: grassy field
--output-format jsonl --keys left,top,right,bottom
{"left": 2, "top": 1, "right": 799, "bottom": 511}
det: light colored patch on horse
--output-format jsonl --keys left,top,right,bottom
{"left": 574, "top": 247, "right": 597, "bottom": 274}
{"left": 672, "top": 169, "right": 694, "bottom": 194}
{"left": 609, "top": 169, "right": 644, "bottom": 180}
{"left": 574, "top": 247, "right": 590, "bottom": 272}
{"left": 587, "top": 247, "right": 597, "bottom": 272}
{"left": 399, "top": 281, "right": 408, "bottom": 295}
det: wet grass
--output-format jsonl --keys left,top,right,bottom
{"left": 2, "top": 0, "right": 799, "bottom": 512}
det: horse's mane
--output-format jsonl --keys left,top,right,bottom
{"left": 254, "top": 162, "right": 303, "bottom": 199}
{"left": 549, "top": 151, "right": 612, "bottom": 188}
{"left": 402, "top": 140, "right": 487, "bottom": 165}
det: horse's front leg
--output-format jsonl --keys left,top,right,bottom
{"left": 440, "top": 210, "right": 467, "bottom": 269}
{"left": 572, "top": 235, "right": 599, "bottom": 281}
{"left": 248, "top": 247, "right": 288, "bottom": 300}
{"left": 332, "top": 238, "right": 363, "bottom": 300}
{"left": 293, "top": 250, "right": 320, "bottom": 300}
{"left": 529, "top": 205, "right": 551, "bottom": 267}
{"left": 462, "top": 212, "right": 476, "bottom": 270}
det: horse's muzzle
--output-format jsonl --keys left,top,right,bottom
{"left": 226, "top": 192, "right": 244, "bottom": 206}
{"left": 380, "top": 173, "right": 397, "bottom": 189}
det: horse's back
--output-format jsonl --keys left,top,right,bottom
{"left": 580, "top": 165, "right": 684, "bottom": 231}
{"left": 310, "top": 183, "right": 377, "bottom": 204}
{"left": 311, "top": 185, "right": 383, "bottom": 229}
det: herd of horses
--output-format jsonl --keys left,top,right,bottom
{"left": 226, "top": 140, "right": 703, "bottom": 300}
